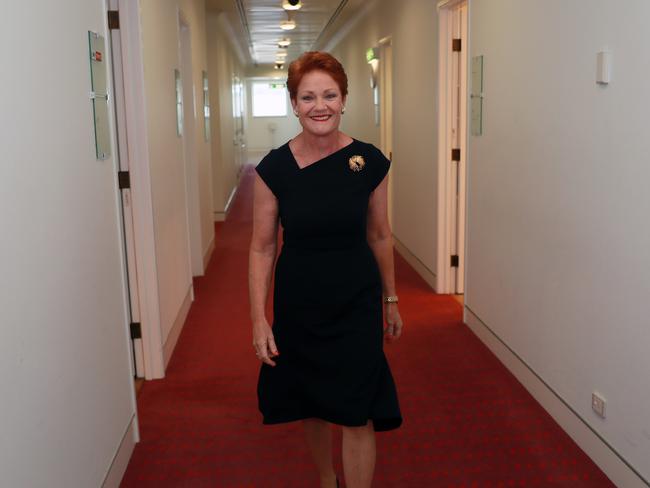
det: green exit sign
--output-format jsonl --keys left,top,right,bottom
{"left": 366, "top": 47, "right": 378, "bottom": 63}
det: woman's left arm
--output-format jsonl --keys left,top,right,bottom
{"left": 367, "top": 173, "right": 403, "bottom": 341}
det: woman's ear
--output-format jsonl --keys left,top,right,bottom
{"left": 291, "top": 99, "right": 298, "bottom": 116}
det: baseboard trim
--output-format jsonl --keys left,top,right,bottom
{"left": 203, "top": 235, "right": 215, "bottom": 270}
{"left": 464, "top": 306, "right": 649, "bottom": 488}
{"left": 163, "top": 286, "right": 193, "bottom": 369}
{"left": 224, "top": 186, "right": 237, "bottom": 214}
{"left": 393, "top": 236, "right": 437, "bottom": 292}
{"left": 101, "top": 413, "right": 138, "bottom": 488}
{"left": 213, "top": 186, "right": 238, "bottom": 223}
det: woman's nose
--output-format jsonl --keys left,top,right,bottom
{"left": 314, "top": 97, "right": 327, "bottom": 110}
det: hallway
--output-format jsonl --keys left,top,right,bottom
{"left": 121, "top": 165, "right": 612, "bottom": 487}
{"left": 6, "top": 1, "right": 650, "bottom": 486}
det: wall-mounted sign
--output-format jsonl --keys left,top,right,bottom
{"left": 88, "top": 31, "right": 110, "bottom": 160}
{"left": 471, "top": 55, "right": 484, "bottom": 136}
{"left": 203, "top": 71, "right": 210, "bottom": 142}
{"left": 175, "top": 69, "right": 183, "bottom": 136}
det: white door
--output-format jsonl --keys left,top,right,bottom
{"left": 108, "top": 2, "right": 145, "bottom": 377}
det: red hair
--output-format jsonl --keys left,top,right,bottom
{"left": 287, "top": 51, "right": 348, "bottom": 100}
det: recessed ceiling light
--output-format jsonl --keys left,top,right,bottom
{"left": 282, "top": 0, "right": 302, "bottom": 11}
{"left": 278, "top": 38, "right": 291, "bottom": 48}
{"left": 280, "top": 19, "right": 296, "bottom": 30}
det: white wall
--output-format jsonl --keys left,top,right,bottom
{"left": 0, "top": 2, "right": 135, "bottom": 486}
{"left": 328, "top": 0, "right": 440, "bottom": 280}
{"left": 467, "top": 0, "right": 650, "bottom": 483}
{"left": 140, "top": 0, "right": 213, "bottom": 343}
{"left": 178, "top": 0, "right": 215, "bottom": 265}
{"left": 207, "top": 12, "right": 247, "bottom": 217}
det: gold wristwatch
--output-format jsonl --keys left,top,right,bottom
{"left": 383, "top": 295, "right": 398, "bottom": 304}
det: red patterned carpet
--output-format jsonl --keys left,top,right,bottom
{"left": 121, "top": 166, "right": 613, "bottom": 487}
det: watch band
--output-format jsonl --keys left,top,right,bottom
{"left": 383, "top": 295, "right": 398, "bottom": 304}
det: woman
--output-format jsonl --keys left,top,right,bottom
{"left": 249, "top": 51, "right": 403, "bottom": 488}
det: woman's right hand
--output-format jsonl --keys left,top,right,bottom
{"left": 252, "top": 319, "right": 279, "bottom": 366}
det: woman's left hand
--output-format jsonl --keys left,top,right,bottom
{"left": 384, "top": 303, "right": 403, "bottom": 341}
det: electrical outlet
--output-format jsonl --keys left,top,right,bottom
{"left": 592, "top": 392, "right": 606, "bottom": 418}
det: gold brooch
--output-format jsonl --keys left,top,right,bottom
{"left": 349, "top": 155, "right": 365, "bottom": 172}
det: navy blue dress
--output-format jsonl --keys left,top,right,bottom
{"left": 255, "top": 138, "right": 402, "bottom": 432}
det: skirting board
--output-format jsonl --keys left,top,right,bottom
{"left": 101, "top": 414, "right": 138, "bottom": 488}
{"left": 393, "top": 236, "right": 437, "bottom": 292}
{"left": 464, "top": 306, "right": 649, "bottom": 488}
{"left": 213, "top": 186, "right": 238, "bottom": 223}
{"left": 163, "top": 286, "right": 193, "bottom": 369}
{"left": 203, "top": 235, "right": 215, "bottom": 270}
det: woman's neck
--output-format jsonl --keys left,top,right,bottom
{"left": 294, "top": 131, "right": 346, "bottom": 158}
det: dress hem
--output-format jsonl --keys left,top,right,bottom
{"left": 261, "top": 413, "right": 402, "bottom": 432}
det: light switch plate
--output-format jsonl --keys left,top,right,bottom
{"left": 596, "top": 50, "right": 612, "bottom": 84}
{"left": 592, "top": 391, "right": 606, "bottom": 418}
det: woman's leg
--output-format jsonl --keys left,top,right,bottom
{"left": 341, "top": 421, "right": 376, "bottom": 488}
{"left": 302, "top": 418, "right": 338, "bottom": 488}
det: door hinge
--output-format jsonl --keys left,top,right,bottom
{"left": 451, "top": 148, "right": 461, "bottom": 161}
{"left": 118, "top": 171, "right": 130, "bottom": 190}
{"left": 450, "top": 255, "right": 460, "bottom": 268}
{"left": 108, "top": 10, "right": 120, "bottom": 30}
{"left": 130, "top": 322, "right": 142, "bottom": 340}
{"left": 452, "top": 38, "right": 462, "bottom": 52}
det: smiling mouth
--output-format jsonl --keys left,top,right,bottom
{"left": 310, "top": 114, "right": 333, "bottom": 122}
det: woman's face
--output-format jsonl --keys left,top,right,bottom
{"left": 292, "top": 70, "right": 345, "bottom": 138}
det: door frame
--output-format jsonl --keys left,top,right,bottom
{"left": 378, "top": 36, "right": 394, "bottom": 228}
{"left": 436, "top": 0, "right": 469, "bottom": 294}
{"left": 108, "top": 0, "right": 145, "bottom": 379}
{"left": 178, "top": 9, "right": 205, "bottom": 278}
{"left": 112, "top": 0, "right": 165, "bottom": 379}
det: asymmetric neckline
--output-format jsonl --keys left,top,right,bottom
{"left": 286, "top": 139, "right": 358, "bottom": 171}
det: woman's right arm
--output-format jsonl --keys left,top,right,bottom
{"left": 248, "top": 174, "right": 280, "bottom": 366}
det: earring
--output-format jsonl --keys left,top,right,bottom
{"left": 293, "top": 109, "right": 299, "bottom": 116}
{"left": 341, "top": 106, "right": 346, "bottom": 114}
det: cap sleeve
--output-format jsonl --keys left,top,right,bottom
{"left": 368, "top": 145, "right": 391, "bottom": 192}
{"left": 255, "top": 150, "right": 280, "bottom": 198}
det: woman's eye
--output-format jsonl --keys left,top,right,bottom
{"left": 301, "top": 96, "right": 313, "bottom": 101}
{"left": 326, "top": 94, "right": 337, "bottom": 99}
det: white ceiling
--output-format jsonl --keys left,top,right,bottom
{"left": 206, "top": 0, "right": 367, "bottom": 67}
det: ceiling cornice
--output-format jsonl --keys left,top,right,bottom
{"left": 311, "top": 0, "right": 348, "bottom": 50}
{"left": 215, "top": 11, "right": 250, "bottom": 66}
{"left": 234, "top": 0, "right": 257, "bottom": 64}
{"left": 319, "top": 0, "right": 377, "bottom": 52}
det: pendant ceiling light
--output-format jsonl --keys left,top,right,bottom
{"left": 280, "top": 19, "right": 296, "bottom": 30}
{"left": 278, "top": 38, "right": 291, "bottom": 48}
{"left": 282, "top": 0, "right": 302, "bottom": 11}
